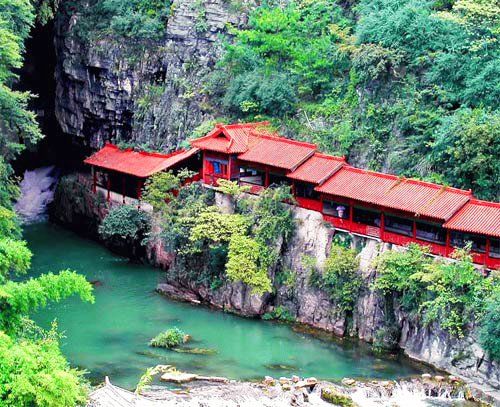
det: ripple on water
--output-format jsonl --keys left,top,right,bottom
{"left": 25, "top": 223, "right": 432, "bottom": 390}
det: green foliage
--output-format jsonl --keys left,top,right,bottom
{"left": 311, "top": 244, "right": 361, "bottom": 313}
{"left": 0, "top": 237, "right": 31, "bottom": 282}
{"left": 210, "top": 0, "right": 500, "bottom": 193}
{"left": 372, "top": 243, "right": 432, "bottom": 312}
{"left": 0, "top": 270, "right": 95, "bottom": 335}
{"left": 251, "top": 186, "right": 295, "bottom": 247}
{"left": 0, "top": 0, "right": 42, "bottom": 162}
{"left": 0, "top": 331, "right": 88, "bottom": 407}
{"left": 479, "top": 291, "right": 500, "bottom": 362}
{"left": 226, "top": 234, "right": 271, "bottom": 294}
{"left": 412, "top": 248, "right": 494, "bottom": 337}
{"left": 98, "top": 205, "right": 151, "bottom": 243}
{"left": 142, "top": 171, "right": 181, "bottom": 212}
{"left": 70, "top": 0, "right": 172, "bottom": 42}
{"left": 189, "top": 208, "right": 251, "bottom": 245}
{"left": 373, "top": 244, "right": 496, "bottom": 338}
{"left": 214, "top": 179, "right": 251, "bottom": 197}
{"left": 149, "top": 328, "right": 185, "bottom": 348}
{"left": 262, "top": 305, "right": 294, "bottom": 322}
{"left": 428, "top": 108, "right": 500, "bottom": 201}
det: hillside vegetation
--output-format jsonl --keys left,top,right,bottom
{"left": 60, "top": 0, "right": 499, "bottom": 201}
{"left": 210, "top": 0, "right": 499, "bottom": 201}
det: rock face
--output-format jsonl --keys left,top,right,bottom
{"left": 51, "top": 176, "right": 500, "bottom": 400}
{"left": 54, "top": 0, "right": 250, "bottom": 150}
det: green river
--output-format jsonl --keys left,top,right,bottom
{"left": 26, "top": 222, "right": 429, "bottom": 390}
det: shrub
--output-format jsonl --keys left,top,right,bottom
{"left": 262, "top": 305, "right": 294, "bottom": 322}
{"left": 479, "top": 291, "right": 500, "bottom": 361}
{"left": 98, "top": 205, "right": 151, "bottom": 242}
{"left": 223, "top": 70, "right": 297, "bottom": 117}
{"left": 371, "top": 243, "right": 431, "bottom": 312}
{"left": 149, "top": 328, "right": 185, "bottom": 349}
{"left": 310, "top": 244, "right": 361, "bottom": 313}
{"left": 142, "top": 171, "right": 181, "bottom": 212}
{"left": 226, "top": 234, "right": 272, "bottom": 294}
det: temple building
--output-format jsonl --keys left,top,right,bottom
{"left": 84, "top": 122, "right": 500, "bottom": 270}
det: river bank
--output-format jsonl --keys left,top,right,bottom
{"left": 48, "top": 174, "right": 500, "bottom": 405}
{"left": 89, "top": 373, "right": 480, "bottom": 407}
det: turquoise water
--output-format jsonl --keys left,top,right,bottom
{"left": 25, "top": 222, "right": 428, "bottom": 390}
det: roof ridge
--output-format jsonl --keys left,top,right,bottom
{"left": 404, "top": 178, "right": 472, "bottom": 195}
{"left": 344, "top": 165, "right": 399, "bottom": 180}
{"left": 313, "top": 152, "right": 345, "bottom": 161}
{"left": 252, "top": 133, "right": 317, "bottom": 148}
{"left": 469, "top": 199, "right": 500, "bottom": 208}
{"left": 223, "top": 121, "right": 271, "bottom": 129}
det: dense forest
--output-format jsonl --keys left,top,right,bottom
{"left": 58, "top": 0, "right": 500, "bottom": 201}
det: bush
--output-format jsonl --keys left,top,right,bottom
{"left": 262, "top": 305, "right": 294, "bottom": 322}
{"left": 149, "top": 328, "right": 185, "bottom": 349}
{"left": 479, "top": 291, "right": 500, "bottom": 361}
{"left": 310, "top": 244, "right": 361, "bottom": 313}
{"left": 98, "top": 205, "right": 151, "bottom": 242}
{"left": 223, "top": 70, "right": 297, "bottom": 117}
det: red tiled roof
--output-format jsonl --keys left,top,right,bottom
{"left": 287, "top": 153, "right": 345, "bottom": 184}
{"left": 238, "top": 135, "right": 317, "bottom": 170}
{"left": 380, "top": 179, "right": 472, "bottom": 220}
{"left": 316, "top": 166, "right": 399, "bottom": 205}
{"left": 190, "top": 122, "right": 275, "bottom": 153}
{"left": 444, "top": 200, "right": 500, "bottom": 237}
{"left": 84, "top": 144, "right": 199, "bottom": 177}
{"left": 316, "top": 167, "right": 472, "bottom": 221}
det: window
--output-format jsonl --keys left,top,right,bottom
{"left": 385, "top": 214, "right": 413, "bottom": 237}
{"left": 295, "top": 181, "right": 319, "bottom": 200}
{"left": 352, "top": 207, "right": 381, "bottom": 227}
{"left": 323, "top": 200, "right": 350, "bottom": 219}
{"left": 416, "top": 221, "right": 446, "bottom": 244}
{"left": 208, "top": 159, "right": 228, "bottom": 177}
{"left": 268, "top": 172, "right": 290, "bottom": 187}
{"left": 490, "top": 238, "right": 500, "bottom": 259}
{"left": 239, "top": 167, "right": 264, "bottom": 186}
{"left": 450, "top": 231, "right": 487, "bottom": 253}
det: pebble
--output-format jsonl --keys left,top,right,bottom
{"left": 291, "top": 375, "right": 300, "bottom": 383}
{"left": 435, "top": 375, "right": 445, "bottom": 382}
{"left": 263, "top": 376, "right": 274, "bottom": 386}
{"left": 342, "top": 378, "right": 357, "bottom": 386}
{"left": 421, "top": 373, "right": 432, "bottom": 380}
{"left": 295, "top": 378, "right": 317, "bottom": 388}
{"left": 381, "top": 381, "right": 392, "bottom": 387}
{"left": 279, "top": 377, "right": 289, "bottom": 385}
{"left": 449, "top": 375, "right": 459, "bottom": 383}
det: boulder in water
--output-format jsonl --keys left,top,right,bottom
{"left": 321, "top": 386, "right": 358, "bottom": 406}
{"left": 160, "top": 372, "right": 199, "bottom": 383}
{"left": 342, "top": 378, "right": 357, "bottom": 386}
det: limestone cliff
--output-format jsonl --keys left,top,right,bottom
{"left": 54, "top": 0, "right": 250, "bottom": 150}
{"left": 50, "top": 175, "right": 500, "bottom": 403}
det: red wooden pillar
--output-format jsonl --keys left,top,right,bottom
{"left": 137, "top": 178, "right": 142, "bottom": 209}
{"left": 445, "top": 229, "right": 451, "bottom": 257}
{"left": 265, "top": 169, "right": 269, "bottom": 188}
{"left": 122, "top": 176, "right": 125, "bottom": 204}
{"left": 380, "top": 212, "right": 385, "bottom": 241}
{"left": 486, "top": 238, "right": 491, "bottom": 268}
{"left": 291, "top": 181, "right": 296, "bottom": 197}
{"left": 348, "top": 199, "right": 353, "bottom": 232}
{"left": 92, "top": 167, "right": 97, "bottom": 194}
{"left": 412, "top": 220, "right": 417, "bottom": 242}
{"left": 106, "top": 176, "right": 111, "bottom": 202}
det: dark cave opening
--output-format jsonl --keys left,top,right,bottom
{"left": 13, "top": 20, "right": 84, "bottom": 175}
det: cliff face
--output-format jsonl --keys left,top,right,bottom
{"left": 51, "top": 176, "right": 500, "bottom": 402}
{"left": 54, "top": 0, "right": 249, "bottom": 150}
